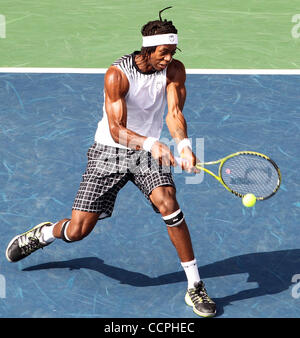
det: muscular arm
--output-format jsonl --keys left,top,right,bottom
{"left": 166, "top": 60, "right": 198, "bottom": 168}
{"left": 105, "top": 66, "right": 175, "bottom": 165}
{"left": 166, "top": 59, "right": 188, "bottom": 142}
{"left": 104, "top": 66, "right": 146, "bottom": 150}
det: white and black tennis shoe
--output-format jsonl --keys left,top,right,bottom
{"left": 185, "top": 281, "right": 216, "bottom": 317}
{"left": 6, "top": 222, "right": 53, "bottom": 262}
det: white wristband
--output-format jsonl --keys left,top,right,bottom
{"left": 143, "top": 137, "right": 158, "bottom": 152}
{"left": 177, "top": 138, "right": 192, "bottom": 154}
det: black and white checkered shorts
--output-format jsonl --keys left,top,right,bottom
{"left": 72, "top": 143, "right": 175, "bottom": 219}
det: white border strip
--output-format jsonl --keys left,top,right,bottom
{"left": 186, "top": 69, "right": 300, "bottom": 75}
{"left": 0, "top": 68, "right": 107, "bottom": 74}
{"left": 0, "top": 67, "right": 300, "bottom": 74}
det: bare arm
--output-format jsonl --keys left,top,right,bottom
{"left": 166, "top": 59, "right": 187, "bottom": 142}
{"left": 104, "top": 66, "right": 147, "bottom": 150}
{"left": 166, "top": 60, "right": 197, "bottom": 168}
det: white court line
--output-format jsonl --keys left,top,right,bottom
{"left": 0, "top": 67, "right": 300, "bottom": 74}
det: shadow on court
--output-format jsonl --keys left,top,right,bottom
{"left": 23, "top": 249, "right": 300, "bottom": 317}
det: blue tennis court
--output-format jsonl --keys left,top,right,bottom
{"left": 0, "top": 72, "right": 299, "bottom": 318}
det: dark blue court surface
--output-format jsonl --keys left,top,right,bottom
{"left": 0, "top": 72, "right": 299, "bottom": 318}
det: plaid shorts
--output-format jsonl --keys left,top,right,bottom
{"left": 72, "top": 143, "right": 175, "bottom": 219}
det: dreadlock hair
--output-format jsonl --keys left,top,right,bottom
{"left": 140, "top": 6, "right": 178, "bottom": 56}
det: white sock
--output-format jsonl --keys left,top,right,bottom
{"left": 181, "top": 258, "right": 201, "bottom": 289}
{"left": 41, "top": 222, "right": 57, "bottom": 243}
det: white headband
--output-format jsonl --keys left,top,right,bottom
{"left": 142, "top": 33, "right": 178, "bottom": 47}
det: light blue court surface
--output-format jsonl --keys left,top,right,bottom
{"left": 0, "top": 73, "right": 299, "bottom": 318}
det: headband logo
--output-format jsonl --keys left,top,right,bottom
{"left": 169, "top": 35, "right": 175, "bottom": 43}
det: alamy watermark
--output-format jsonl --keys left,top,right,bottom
{"left": 94, "top": 137, "right": 205, "bottom": 185}
{"left": 291, "top": 14, "right": 300, "bottom": 39}
{"left": 0, "top": 274, "right": 6, "bottom": 298}
{"left": 0, "top": 14, "right": 6, "bottom": 39}
{"left": 291, "top": 274, "right": 300, "bottom": 299}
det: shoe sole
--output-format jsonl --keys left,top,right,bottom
{"left": 185, "top": 292, "right": 216, "bottom": 318}
{"left": 5, "top": 222, "right": 52, "bottom": 262}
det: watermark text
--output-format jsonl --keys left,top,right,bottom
{"left": 93, "top": 137, "right": 205, "bottom": 185}
{"left": 0, "top": 14, "right": 6, "bottom": 39}
{"left": 291, "top": 14, "right": 300, "bottom": 39}
{"left": 291, "top": 274, "right": 300, "bottom": 299}
{"left": 0, "top": 274, "right": 6, "bottom": 298}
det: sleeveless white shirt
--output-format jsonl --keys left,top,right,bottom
{"left": 94, "top": 52, "right": 167, "bottom": 149}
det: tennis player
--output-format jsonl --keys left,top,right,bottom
{"left": 6, "top": 8, "right": 216, "bottom": 317}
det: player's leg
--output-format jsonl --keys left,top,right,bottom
{"left": 6, "top": 143, "right": 128, "bottom": 262}
{"left": 132, "top": 154, "right": 200, "bottom": 277}
{"left": 150, "top": 185, "right": 216, "bottom": 317}
{"left": 52, "top": 210, "right": 100, "bottom": 242}
{"left": 5, "top": 210, "right": 100, "bottom": 262}
{"left": 149, "top": 185, "right": 194, "bottom": 262}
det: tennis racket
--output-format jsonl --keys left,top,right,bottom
{"left": 176, "top": 151, "right": 281, "bottom": 200}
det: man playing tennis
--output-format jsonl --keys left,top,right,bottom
{"left": 6, "top": 8, "right": 216, "bottom": 318}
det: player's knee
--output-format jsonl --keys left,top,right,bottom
{"left": 67, "top": 223, "right": 87, "bottom": 241}
{"left": 158, "top": 198, "right": 178, "bottom": 216}
{"left": 152, "top": 187, "right": 178, "bottom": 216}
{"left": 155, "top": 195, "right": 185, "bottom": 227}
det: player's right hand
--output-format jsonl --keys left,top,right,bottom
{"left": 151, "top": 141, "right": 176, "bottom": 167}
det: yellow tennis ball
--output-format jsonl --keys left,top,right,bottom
{"left": 242, "top": 193, "right": 257, "bottom": 207}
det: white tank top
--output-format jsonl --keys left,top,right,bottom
{"left": 94, "top": 52, "right": 167, "bottom": 149}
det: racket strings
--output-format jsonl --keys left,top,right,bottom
{"left": 221, "top": 154, "right": 280, "bottom": 199}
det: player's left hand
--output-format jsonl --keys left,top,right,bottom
{"left": 179, "top": 148, "right": 200, "bottom": 173}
